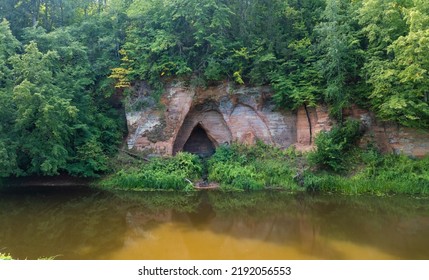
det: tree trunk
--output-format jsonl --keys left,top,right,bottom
{"left": 31, "top": 0, "right": 41, "bottom": 27}
{"left": 44, "top": 0, "right": 49, "bottom": 30}
{"left": 60, "top": 0, "right": 64, "bottom": 26}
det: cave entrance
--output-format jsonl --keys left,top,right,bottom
{"left": 183, "top": 124, "right": 215, "bottom": 157}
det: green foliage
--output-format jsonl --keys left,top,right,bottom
{"left": 354, "top": 152, "right": 429, "bottom": 193}
{"left": 0, "top": 19, "right": 20, "bottom": 87}
{"left": 112, "top": 0, "right": 429, "bottom": 127}
{"left": 315, "top": 0, "right": 364, "bottom": 120}
{"left": 207, "top": 142, "right": 299, "bottom": 191}
{"left": 102, "top": 141, "right": 429, "bottom": 196}
{"left": 208, "top": 161, "right": 264, "bottom": 191}
{"left": 8, "top": 42, "right": 77, "bottom": 175}
{"left": 359, "top": 0, "right": 429, "bottom": 127}
{"left": 1, "top": 0, "right": 429, "bottom": 182}
{"left": 0, "top": 0, "right": 113, "bottom": 35}
{"left": 116, "top": 0, "right": 327, "bottom": 91}
{"left": 101, "top": 152, "right": 202, "bottom": 191}
{"left": 0, "top": 252, "right": 13, "bottom": 260}
{"left": 67, "top": 137, "right": 109, "bottom": 177}
{"left": 271, "top": 38, "right": 321, "bottom": 110}
{"left": 301, "top": 171, "right": 327, "bottom": 192}
{"left": 0, "top": 140, "right": 18, "bottom": 177}
{"left": 308, "top": 119, "right": 362, "bottom": 172}
{"left": 0, "top": 14, "right": 124, "bottom": 178}
{"left": 304, "top": 151, "right": 429, "bottom": 195}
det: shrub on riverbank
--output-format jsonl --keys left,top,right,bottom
{"left": 304, "top": 150, "right": 429, "bottom": 195}
{"left": 207, "top": 142, "right": 300, "bottom": 191}
{"left": 101, "top": 142, "right": 300, "bottom": 191}
{"left": 302, "top": 119, "right": 429, "bottom": 195}
{"left": 100, "top": 141, "right": 429, "bottom": 195}
{"left": 308, "top": 120, "right": 363, "bottom": 172}
{"left": 100, "top": 152, "right": 202, "bottom": 190}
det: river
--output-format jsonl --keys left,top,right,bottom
{"left": 1, "top": 186, "right": 428, "bottom": 260}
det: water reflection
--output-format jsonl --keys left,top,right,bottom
{"left": 0, "top": 187, "right": 428, "bottom": 259}
{"left": 0, "top": 187, "right": 125, "bottom": 259}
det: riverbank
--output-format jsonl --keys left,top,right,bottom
{"left": 100, "top": 141, "right": 429, "bottom": 196}
{"left": 1, "top": 141, "right": 428, "bottom": 196}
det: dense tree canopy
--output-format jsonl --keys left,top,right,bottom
{"left": 113, "top": 0, "right": 429, "bottom": 126}
{"left": 0, "top": 1, "right": 125, "bottom": 177}
{"left": 1, "top": 0, "right": 428, "bottom": 177}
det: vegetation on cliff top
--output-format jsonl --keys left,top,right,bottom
{"left": 115, "top": 0, "right": 429, "bottom": 127}
{"left": 1, "top": 0, "right": 429, "bottom": 179}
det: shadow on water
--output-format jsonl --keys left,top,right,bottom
{"left": 1, "top": 186, "right": 429, "bottom": 259}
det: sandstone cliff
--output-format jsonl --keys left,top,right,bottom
{"left": 125, "top": 83, "right": 429, "bottom": 158}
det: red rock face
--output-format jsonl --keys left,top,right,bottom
{"left": 345, "top": 107, "right": 429, "bottom": 158}
{"left": 173, "top": 109, "right": 232, "bottom": 155}
{"left": 296, "top": 105, "right": 332, "bottom": 149}
{"left": 126, "top": 86, "right": 195, "bottom": 155}
{"left": 127, "top": 83, "right": 297, "bottom": 155}
{"left": 228, "top": 104, "right": 272, "bottom": 144}
{"left": 126, "top": 83, "right": 429, "bottom": 158}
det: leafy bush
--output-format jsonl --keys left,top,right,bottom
{"left": 253, "top": 159, "right": 298, "bottom": 189}
{"left": 207, "top": 142, "right": 299, "bottom": 191}
{"left": 101, "top": 152, "right": 202, "bottom": 191}
{"left": 208, "top": 161, "right": 264, "bottom": 191}
{"left": 308, "top": 119, "right": 362, "bottom": 172}
{"left": 353, "top": 153, "right": 429, "bottom": 195}
{"left": 302, "top": 171, "right": 326, "bottom": 192}
{"left": 149, "top": 152, "right": 202, "bottom": 179}
{"left": 304, "top": 151, "right": 429, "bottom": 195}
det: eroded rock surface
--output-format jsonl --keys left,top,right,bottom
{"left": 125, "top": 82, "right": 429, "bottom": 157}
{"left": 345, "top": 106, "right": 429, "bottom": 157}
{"left": 126, "top": 83, "right": 298, "bottom": 156}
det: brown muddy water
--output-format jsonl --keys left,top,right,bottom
{"left": 0, "top": 186, "right": 428, "bottom": 260}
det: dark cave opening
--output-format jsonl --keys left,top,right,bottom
{"left": 182, "top": 124, "right": 215, "bottom": 157}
